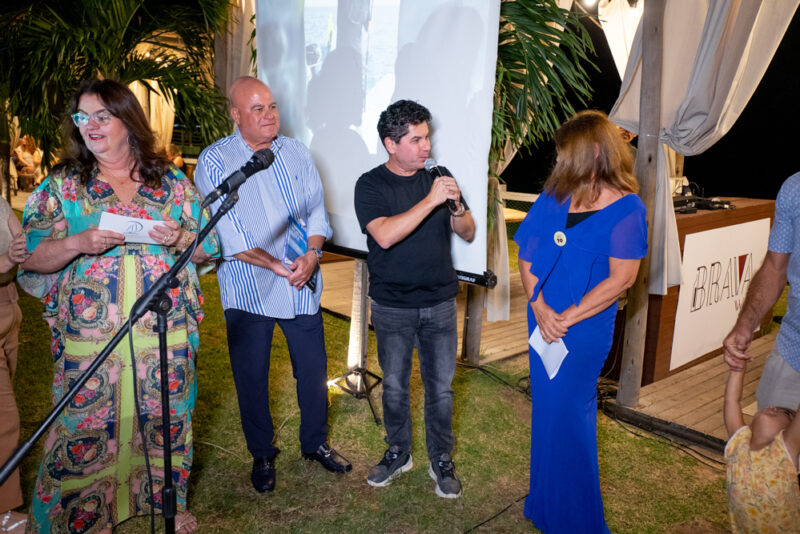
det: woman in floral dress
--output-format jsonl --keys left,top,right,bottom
{"left": 18, "top": 79, "right": 219, "bottom": 533}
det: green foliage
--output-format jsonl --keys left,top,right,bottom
{"left": 493, "top": 0, "right": 595, "bottom": 171}
{"left": 0, "top": 0, "right": 231, "bottom": 162}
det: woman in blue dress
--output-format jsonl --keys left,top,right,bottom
{"left": 514, "top": 110, "right": 648, "bottom": 533}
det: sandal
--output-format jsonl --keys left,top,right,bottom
{"left": 0, "top": 511, "right": 27, "bottom": 534}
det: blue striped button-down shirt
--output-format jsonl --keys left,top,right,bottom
{"left": 768, "top": 172, "right": 800, "bottom": 371}
{"left": 194, "top": 131, "right": 332, "bottom": 319}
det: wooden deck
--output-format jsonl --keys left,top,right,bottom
{"left": 321, "top": 255, "right": 778, "bottom": 450}
{"left": 632, "top": 329, "right": 774, "bottom": 444}
{"left": 320, "top": 256, "right": 530, "bottom": 363}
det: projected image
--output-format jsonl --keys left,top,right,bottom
{"left": 259, "top": 0, "right": 498, "bottom": 274}
{"left": 305, "top": 0, "right": 396, "bottom": 154}
{"left": 303, "top": 0, "right": 388, "bottom": 248}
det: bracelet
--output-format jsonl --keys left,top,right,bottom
{"left": 176, "top": 230, "right": 195, "bottom": 252}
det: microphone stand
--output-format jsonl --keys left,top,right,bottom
{"left": 0, "top": 190, "right": 242, "bottom": 534}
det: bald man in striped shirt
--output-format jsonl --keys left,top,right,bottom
{"left": 195, "top": 77, "right": 351, "bottom": 494}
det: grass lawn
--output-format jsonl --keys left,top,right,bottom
{"left": 11, "top": 271, "right": 730, "bottom": 533}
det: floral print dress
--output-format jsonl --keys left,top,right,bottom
{"left": 725, "top": 426, "right": 800, "bottom": 533}
{"left": 18, "top": 165, "right": 219, "bottom": 533}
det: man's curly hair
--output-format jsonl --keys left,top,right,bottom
{"left": 377, "top": 100, "right": 431, "bottom": 147}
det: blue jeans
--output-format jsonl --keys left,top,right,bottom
{"left": 224, "top": 308, "right": 329, "bottom": 458}
{"left": 370, "top": 298, "right": 457, "bottom": 461}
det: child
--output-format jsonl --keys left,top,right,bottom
{"left": 724, "top": 364, "right": 800, "bottom": 532}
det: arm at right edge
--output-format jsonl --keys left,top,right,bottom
{"left": 735, "top": 251, "right": 789, "bottom": 333}
{"left": 722, "top": 251, "right": 789, "bottom": 369}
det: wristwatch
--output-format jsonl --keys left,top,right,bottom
{"left": 450, "top": 202, "right": 467, "bottom": 217}
{"left": 308, "top": 247, "right": 323, "bottom": 260}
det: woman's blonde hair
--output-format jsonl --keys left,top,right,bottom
{"left": 543, "top": 110, "right": 638, "bottom": 208}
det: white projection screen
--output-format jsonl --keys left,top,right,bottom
{"left": 255, "top": 0, "right": 499, "bottom": 281}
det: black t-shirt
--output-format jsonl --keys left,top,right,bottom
{"left": 354, "top": 164, "right": 458, "bottom": 308}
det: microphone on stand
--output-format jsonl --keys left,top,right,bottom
{"left": 202, "top": 148, "right": 275, "bottom": 207}
{"left": 424, "top": 158, "right": 458, "bottom": 212}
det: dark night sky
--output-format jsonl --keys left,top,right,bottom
{"left": 501, "top": 6, "right": 800, "bottom": 201}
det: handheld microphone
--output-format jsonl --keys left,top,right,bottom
{"left": 424, "top": 158, "right": 458, "bottom": 212}
{"left": 202, "top": 148, "right": 275, "bottom": 207}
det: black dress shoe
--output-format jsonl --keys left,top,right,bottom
{"left": 302, "top": 443, "right": 352, "bottom": 473}
{"left": 251, "top": 456, "right": 276, "bottom": 492}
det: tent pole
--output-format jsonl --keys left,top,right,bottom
{"left": 618, "top": 0, "right": 665, "bottom": 408}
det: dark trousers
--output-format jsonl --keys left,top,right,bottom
{"left": 370, "top": 298, "right": 457, "bottom": 461}
{"left": 225, "top": 308, "right": 329, "bottom": 458}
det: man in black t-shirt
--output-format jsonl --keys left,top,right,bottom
{"left": 354, "top": 100, "right": 474, "bottom": 498}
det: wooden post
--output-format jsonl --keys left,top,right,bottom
{"left": 617, "top": 0, "right": 665, "bottom": 408}
{"left": 1, "top": 146, "right": 9, "bottom": 203}
{"left": 347, "top": 259, "right": 370, "bottom": 371}
{"left": 674, "top": 153, "right": 684, "bottom": 177}
{"left": 0, "top": 112, "right": 9, "bottom": 202}
{"left": 461, "top": 285, "right": 484, "bottom": 364}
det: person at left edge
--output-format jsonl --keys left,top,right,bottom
{"left": 0, "top": 194, "right": 29, "bottom": 532}
{"left": 194, "top": 76, "right": 351, "bottom": 494}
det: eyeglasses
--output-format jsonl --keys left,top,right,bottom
{"left": 71, "top": 110, "right": 112, "bottom": 127}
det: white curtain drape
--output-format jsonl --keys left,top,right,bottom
{"left": 598, "top": 0, "right": 644, "bottom": 79}
{"left": 149, "top": 91, "right": 174, "bottom": 150}
{"left": 9, "top": 116, "right": 20, "bottom": 155}
{"left": 128, "top": 80, "right": 175, "bottom": 151}
{"left": 215, "top": 0, "right": 257, "bottom": 102}
{"left": 8, "top": 116, "right": 20, "bottom": 195}
{"left": 129, "top": 80, "right": 150, "bottom": 117}
{"left": 610, "top": 0, "right": 799, "bottom": 295}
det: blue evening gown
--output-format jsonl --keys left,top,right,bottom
{"left": 514, "top": 191, "right": 647, "bottom": 533}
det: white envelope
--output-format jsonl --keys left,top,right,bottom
{"left": 529, "top": 326, "right": 569, "bottom": 380}
{"left": 98, "top": 212, "right": 162, "bottom": 244}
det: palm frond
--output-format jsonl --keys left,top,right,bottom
{"left": 0, "top": 0, "right": 231, "bottom": 162}
{"left": 492, "top": 0, "right": 596, "bottom": 173}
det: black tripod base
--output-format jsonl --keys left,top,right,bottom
{"left": 329, "top": 367, "right": 382, "bottom": 425}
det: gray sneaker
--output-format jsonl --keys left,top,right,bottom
{"left": 428, "top": 453, "right": 462, "bottom": 498}
{"left": 367, "top": 445, "right": 413, "bottom": 487}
